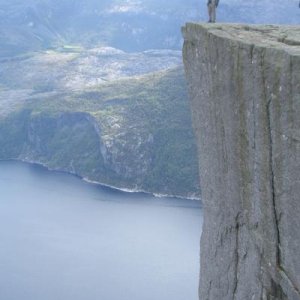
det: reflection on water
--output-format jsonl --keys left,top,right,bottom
{"left": 0, "top": 161, "right": 202, "bottom": 300}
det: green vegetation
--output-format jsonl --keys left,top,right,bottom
{"left": 0, "top": 67, "right": 199, "bottom": 196}
{"left": 0, "top": 110, "right": 31, "bottom": 158}
{"left": 59, "top": 45, "right": 83, "bottom": 53}
{"left": 0, "top": 67, "right": 200, "bottom": 197}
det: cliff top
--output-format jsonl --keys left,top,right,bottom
{"left": 182, "top": 23, "right": 300, "bottom": 55}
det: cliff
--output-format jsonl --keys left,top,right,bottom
{"left": 182, "top": 24, "right": 300, "bottom": 299}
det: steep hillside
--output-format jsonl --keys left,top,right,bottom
{"left": 0, "top": 67, "right": 200, "bottom": 198}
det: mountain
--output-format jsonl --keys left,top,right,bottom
{"left": 0, "top": 65, "right": 200, "bottom": 197}
{"left": 0, "top": 0, "right": 202, "bottom": 197}
{"left": 0, "top": 42, "right": 199, "bottom": 197}
{"left": 0, "top": 0, "right": 200, "bottom": 55}
{"left": 0, "top": 45, "right": 182, "bottom": 90}
{"left": 0, "top": 0, "right": 299, "bottom": 57}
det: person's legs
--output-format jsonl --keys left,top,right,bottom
{"left": 211, "top": 5, "right": 216, "bottom": 22}
{"left": 208, "top": 1, "right": 217, "bottom": 23}
{"left": 208, "top": 3, "right": 213, "bottom": 22}
{"left": 211, "top": 0, "right": 216, "bottom": 22}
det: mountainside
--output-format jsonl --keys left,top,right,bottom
{"left": 0, "top": 65, "right": 200, "bottom": 198}
{"left": 0, "top": 0, "right": 299, "bottom": 56}
{"left": 0, "top": 46, "right": 182, "bottom": 91}
{"left": 0, "top": 0, "right": 202, "bottom": 198}
{"left": 183, "top": 23, "right": 300, "bottom": 299}
{"left": 0, "top": 0, "right": 200, "bottom": 55}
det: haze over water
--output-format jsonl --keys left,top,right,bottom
{"left": 0, "top": 161, "right": 202, "bottom": 300}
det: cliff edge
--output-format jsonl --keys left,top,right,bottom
{"left": 182, "top": 24, "right": 300, "bottom": 299}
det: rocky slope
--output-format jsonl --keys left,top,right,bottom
{"left": 0, "top": 65, "right": 200, "bottom": 198}
{"left": 183, "top": 24, "right": 300, "bottom": 299}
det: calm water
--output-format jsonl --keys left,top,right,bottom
{"left": 0, "top": 161, "right": 202, "bottom": 300}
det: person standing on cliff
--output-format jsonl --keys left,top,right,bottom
{"left": 207, "top": 0, "right": 219, "bottom": 23}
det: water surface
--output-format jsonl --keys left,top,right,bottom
{"left": 0, "top": 161, "right": 202, "bottom": 300}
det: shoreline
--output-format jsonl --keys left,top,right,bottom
{"left": 0, "top": 158, "right": 201, "bottom": 202}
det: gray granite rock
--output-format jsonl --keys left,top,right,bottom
{"left": 182, "top": 23, "right": 300, "bottom": 300}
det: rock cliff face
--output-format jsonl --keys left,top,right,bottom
{"left": 182, "top": 24, "right": 300, "bottom": 299}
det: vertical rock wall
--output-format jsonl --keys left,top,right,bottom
{"left": 182, "top": 24, "right": 300, "bottom": 300}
